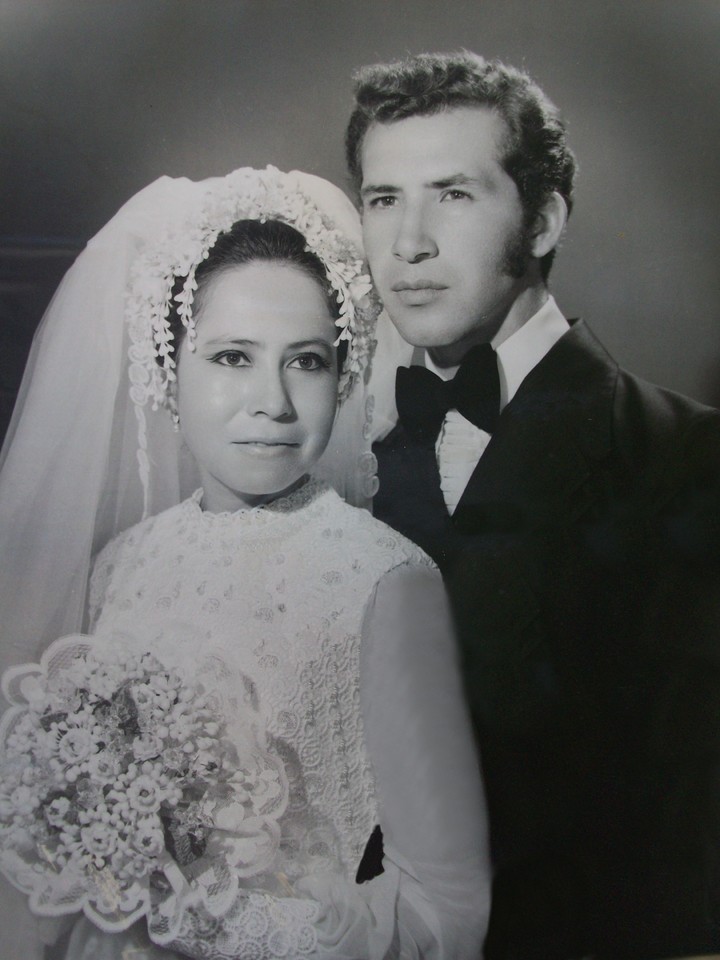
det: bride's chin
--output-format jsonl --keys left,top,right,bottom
{"left": 200, "top": 471, "right": 310, "bottom": 514}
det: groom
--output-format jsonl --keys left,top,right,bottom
{"left": 347, "top": 52, "right": 720, "bottom": 958}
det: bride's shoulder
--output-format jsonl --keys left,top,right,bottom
{"left": 324, "top": 488, "right": 435, "bottom": 572}
{"left": 93, "top": 495, "right": 195, "bottom": 568}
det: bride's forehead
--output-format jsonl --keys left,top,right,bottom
{"left": 199, "top": 261, "right": 329, "bottom": 307}
{"left": 194, "top": 262, "right": 337, "bottom": 339}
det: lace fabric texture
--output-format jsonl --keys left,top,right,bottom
{"left": 87, "top": 478, "right": 434, "bottom": 958}
{"left": 149, "top": 889, "right": 321, "bottom": 958}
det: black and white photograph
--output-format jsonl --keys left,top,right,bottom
{"left": 1, "top": 3, "right": 719, "bottom": 958}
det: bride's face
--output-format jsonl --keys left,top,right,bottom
{"left": 176, "top": 261, "right": 339, "bottom": 513}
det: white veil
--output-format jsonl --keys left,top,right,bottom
{"left": 0, "top": 170, "right": 377, "bottom": 690}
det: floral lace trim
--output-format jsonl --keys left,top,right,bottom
{"left": 263, "top": 628, "right": 379, "bottom": 875}
{"left": 149, "top": 889, "right": 319, "bottom": 959}
{"left": 125, "top": 166, "right": 380, "bottom": 415}
{"left": 182, "top": 477, "right": 331, "bottom": 529}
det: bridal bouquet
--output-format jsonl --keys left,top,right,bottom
{"left": 0, "top": 634, "right": 286, "bottom": 932}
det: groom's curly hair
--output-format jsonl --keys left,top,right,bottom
{"left": 345, "top": 51, "right": 577, "bottom": 280}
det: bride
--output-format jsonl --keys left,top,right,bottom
{"left": 0, "top": 167, "right": 490, "bottom": 958}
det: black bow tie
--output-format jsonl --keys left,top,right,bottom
{"left": 396, "top": 344, "right": 500, "bottom": 443}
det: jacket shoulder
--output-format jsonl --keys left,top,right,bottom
{"left": 613, "top": 369, "right": 720, "bottom": 474}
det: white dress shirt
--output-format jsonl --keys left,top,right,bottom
{"left": 427, "top": 296, "right": 570, "bottom": 515}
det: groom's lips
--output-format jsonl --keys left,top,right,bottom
{"left": 391, "top": 280, "right": 448, "bottom": 307}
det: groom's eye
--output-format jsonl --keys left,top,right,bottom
{"left": 441, "top": 189, "right": 472, "bottom": 202}
{"left": 366, "top": 195, "right": 397, "bottom": 210}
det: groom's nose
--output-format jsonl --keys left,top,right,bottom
{"left": 392, "top": 205, "right": 438, "bottom": 263}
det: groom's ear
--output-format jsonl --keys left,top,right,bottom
{"left": 529, "top": 191, "right": 568, "bottom": 260}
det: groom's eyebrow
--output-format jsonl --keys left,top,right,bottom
{"left": 360, "top": 183, "right": 400, "bottom": 198}
{"left": 361, "top": 174, "right": 485, "bottom": 197}
{"left": 431, "top": 174, "right": 481, "bottom": 188}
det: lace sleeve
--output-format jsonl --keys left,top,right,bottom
{"left": 86, "top": 532, "right": 127, "bottom": 630}
{"left": 148, "top": 859, "right": 413, "bottom": 959}
{"left": 147, "top": 562, "right": 489, "bottom": 960}
{"left": 146, "top": 796, "right": 429, "bottom": 958}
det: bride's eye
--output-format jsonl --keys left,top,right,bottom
{"left": 211, "top": 350, "right": 250, "bottom": 367}
{"left": 288, "top": 353, "right": 330, "bottom": 372}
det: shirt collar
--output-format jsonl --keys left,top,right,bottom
{"left": 424, "top": 295, "right": 569, "bottom": 408}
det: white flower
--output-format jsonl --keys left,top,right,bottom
{"left": 10, "top": 784, "right": 37, "bottom": 813}
{"left": 57, "top": 727, "right": 98, "bottom": 766}
{"left": 86, "top": 749, "right": 122, "bottom": 780}
{"left": 74, "top": 777, "right": 105, "bottom": 812}
{"left": 18, "top": 674, "right": 46, "bottom": 707}
{"left": 131, "top": 816, "right": 164, "bottom": 858}
{"left": 132, "top": 736, "right": 164, "bottom": 762}
{"left": 119, "top": 852, "right": 153, "bottom": 881}
{"left": 86, "top": 663, "right": 126, "bottom": 700}
{"left": 249, "top": 769, "right": 284, "bottom": 816}
{"left": 167, "top": 711, "right": 195, "bottom": 742}
{"left": 161, "top": 747, "right": 187, "bottom": 776}
{"left": 126, "top": 773, "right": 179, "bottom": 815}
{"left": 81, "top": 821, "right": 117, "bottom": 863}
{"left": 128, "top": 681, "right": 156, "bottom": 711}
{"left": 44, "top": 796, "right": 72, "bottom": 828}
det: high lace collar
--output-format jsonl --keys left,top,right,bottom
{"left": 181, "top": 475, "right": 332, "bottom": 532}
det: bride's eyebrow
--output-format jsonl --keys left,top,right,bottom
{"left": 286, "top": 339, "right": 334, "bottom": 351}
{"left": 202, "top": 337, "right": 332, "bottom": 350}
{"left": 204, "top": 338, "right": 259, "bottom": 347}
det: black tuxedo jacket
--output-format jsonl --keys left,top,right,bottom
{"left": 373, "top": 321, "right": 720, "bottom": 959}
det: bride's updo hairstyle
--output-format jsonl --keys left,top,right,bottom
{"left": 127, "top": 167, "right": 378, "bottom": 429}
{"left": 163, "top": 218, "right": 347, "bottom": 370}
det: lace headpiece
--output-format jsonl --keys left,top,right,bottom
{"left": 126, "top": 166, "right": 380, "bottom": 415}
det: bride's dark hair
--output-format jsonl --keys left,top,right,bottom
{"left": 164, "top": 218, "right": 345, "bottom": 366}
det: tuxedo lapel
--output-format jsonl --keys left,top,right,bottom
{"left": 376, "top": 321, "right": 621, "bottom": 626}
{"left": 453, "top": 320, "right": 618, "bottom": 534}
{"left": 446, "top": 322, "right": 620, "bottom": 657}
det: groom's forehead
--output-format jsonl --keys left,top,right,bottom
{"left": 359, "top": 107, "right": 506, "bottom": 184}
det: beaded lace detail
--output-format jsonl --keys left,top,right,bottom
{"left": 149, "top": 890, "right": 320, "bottom": 958}
{"left": 182, "top": 476, "right": 328, "bottom": 530}
{"left": 89, "top": 479, "right": 432, "bottom": 957}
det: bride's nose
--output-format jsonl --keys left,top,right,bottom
{"left": 245, "top": 368, "right": 294, "bottom": 420}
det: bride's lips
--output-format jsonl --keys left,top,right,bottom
{"left": 233, "top": 441, "right": 300, "bottom": 456}
{"left": 391, "top": 280, "right": 448, "bottom": 306}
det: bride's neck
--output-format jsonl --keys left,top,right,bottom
{"left": 199, "top": 474, "right": 310, "bottom": 514}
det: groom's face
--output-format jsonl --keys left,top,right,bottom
{"left": 360, "top": 106, "right": 529, "bottom": 365}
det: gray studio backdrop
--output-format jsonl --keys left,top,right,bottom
{"left": 2, "top": 0, "right": 719, "bottom": 441}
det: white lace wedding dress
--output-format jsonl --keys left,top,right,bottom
{"left": 59, "top": 478, "right": 489, "bottom": 959}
